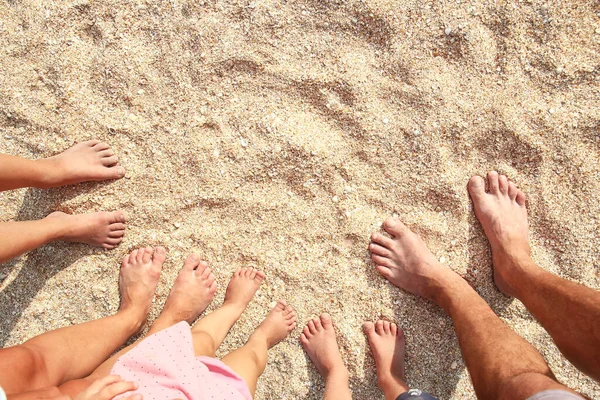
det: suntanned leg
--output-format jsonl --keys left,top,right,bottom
{"left": 369, "top": 218, "right": 583, "bottom": 400}
{"left": 469, "top": 171, "right": 600, "bottom": 382}
{"left": 191, "top": 267, "right": 265, "bottom": 357}
{"left": 0, "top": 246, "right": 164, "bottom": 395}
{"left": 220, "top": 301, "right": 297, "bottom": 396}
{"left": 0, "top": 140, "right": 125, "bottom": 191}
{"left": 363, "top": 320, "right": 409, "bottom": 400}
{"left": 300, "top": 313, "right": 351, "bottom": 400}
{"left": 0, "top": 211, "right": 127, "bottom": 263}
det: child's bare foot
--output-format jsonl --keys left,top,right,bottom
{"left": 300, "top": 313, "right": 349, "bottom": 380}
{"left": 252, "top": 301, "right": 297, "bottom": 348}
{"left": 468, "top": 172, "right": 535, "bottom": 296}
{"left": 369, "top": 217, "right": 459, "bottom": 301}
{"left": 224, "top": 267, "right": 265, "bottom": 310}
{"left": 46, "top": 210, "right": 127, "bottom": 249}
{"left": 153, "top": 254, "right": 217, "bottom": 331}
{"left": 364, "top": 320, "right": 409, "bottom": 397}
{"left": 119, "top": 247, "right": 165, "bottom": 330}
{"left": 42, "top": 140, "right": 125, "bottom": 187}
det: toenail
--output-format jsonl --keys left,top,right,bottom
{"left": 118, "top": 167, "right": 125, "bottom": 176}
{"left": 190, "top": 254, "right": 200, "bottom": 261}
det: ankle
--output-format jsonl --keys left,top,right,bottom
{"left": 323, "top": 364, "right": 350, "bottom": 382}
{"left": 34, "top": 158, "right": 65, "bottom": 189}
{"left": 115, "top": 308, "right": 146, "bottom": 334}
{"left": 377, "top": 372, "right": 409, "bottom": 398}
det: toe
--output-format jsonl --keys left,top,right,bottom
{"left": 130, "top": 249, "right": 139, "bottom": 262}
{"left": 142, "top": 246, "right": 154, "bottom": 263}
{"left": 487, "top": 171, "right": 500, "bottom": 193}
{"left": 308, "top": 320, "right": 317, "bottom": 334}
{"left": 93, "top": 142, "right": 110, "bottom": 151}
{"left": 184, "top": 254, "right": 201, "bottom": 270}
{"left": 383, "top": 321, "right": 391, "bottom": 334}
{"left": 312, "top": 317, "right": 323, "bottom": 331}
{"left": 240, "top": 268, "right": 248, "bottom": 277}
{"left": 135, "top": 247, "right": 145, "bottom": 263}
{"left": 468, "top": 175, "right": 487, "bottom": 201}
{"left": 206, "top": 273, "right": 215, "bottom": 287}
{"left": 153, "top": 247, "right": 167, "bottom": 265}
{"left": 376, "top": 265, "right": 393, "bottom": 280}
{"left": 101, "top": 156, "right": 119, "bottom": 166}
{"left": 300, "top": 333, "right": 309, "bottom": 344}
{"left": 362, "top": 321, "right": 375, "bottom": 335}
{"left": 255, "top": 270, "right": 266, "bottom": 281}
{"left": 498, "top": 174, "right": 509, "bottom": 194}
{"left": 98, "top": 149, "right": 115, "bottom": 158}
{"left": 383, "top": 217, "right": 408, "bottom": 238}
{"left": 81, "top": 139, "right": 100, "bottom": 147}
{"left": 390, "top": 323, "right": 398, "bottom": 335}
{"left": 371, "top": 254, "right": 393, "bottom": 268}
{"left": 249, "top": 268, "right": 257, "bottom": 279}
{"left": 110, "top": 223, "right": 126, "bottom": 231}
{"left": 122, "top": 253, "right": 131, "bottom": 268}
{"left": 104, "top": 237, "right": 123, "bottom": 248}
{"left": 303, "top": 326, "right": 311, "bottom": 337}
{"left": 371, "top": 232, "right": 395, "bottom": 249}
{"left": 369, "top": 243, "right": 391, "bottom": 257}
{"left": 375, "top": 320, "right": 384, "bottom": 334}
{"left": 198, "top": 263, "right": 211, "bottom": 278}
{"left": 109, "top": 230, "right": 125, "bottom": 238}
{"left": 209, "top": 281, "right": 217, "bottom": 294}
{"left": 234, "top": 268, "right": 242, "bottom": 277}
{"left": 102, "top": 166, "right": 126, "bottom": 180}
{"left": 508, "top": 182, "right": 518, "bottom": 200}
{"left": 275, "top": 300, "right": 287, "bottom": 310}
{"left": 284, "top": 305, "right": 294, "bottom": 315}
{"left": 107, "top": 211, "right": 127, "bottom": 224}
{"left": 320, "top": 313, "right": 333, "bottom": 330}
{"left": 516, "top": 190, "right": 526, "bottom": 206}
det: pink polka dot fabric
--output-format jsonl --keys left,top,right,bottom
{"left": 111, "top": 321, "right": 252, "bottom": 400}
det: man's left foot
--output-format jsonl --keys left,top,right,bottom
{"left": 42, "top": 140, "right": 126, "bottom": 187}
{"left": 47, "top": 210, "right": 127, "bottom": 249}
{"left": 119, "top": 247, "right": 165, "bottom": 330}
{"left": 300, "top": 313, "right": 349, "bottom": 380}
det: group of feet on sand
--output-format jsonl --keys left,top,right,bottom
{"left": 0, "top": 140, "right": 598, "bottom": 400}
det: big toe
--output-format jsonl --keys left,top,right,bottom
{"left": 363, "top": 321, "right": 375, "bottom": 335}
{"left": 320, "top": 313, "right": 333, "bottom": 330}
{"left": 153, "top": 247, "right": 167, "bottom": 266}
{"left": 382, "top": 217, "right": 408, "bottom": 238}
{"left": 108, "top": 211, "right": 128, "bottom": 224}
{"left": 184, "top": 254, "right": 201, "bottom": 270}
{"left": 468, "top": 175, "right": 487, "bottom": 201}
{"left": 101, "top": 165, "right": 126, "bottom": 180}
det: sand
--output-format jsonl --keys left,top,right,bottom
{"left": 0, "top": 0, "right": 599, "bottom": 398}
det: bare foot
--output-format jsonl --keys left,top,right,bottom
{"left": 46, "top": 210, "right": 127, "bottom": 249}
{"left": 369, "top": 217, "right": 458, "bottom": 301}
{"left": 363, "top": 320, "right": 409, "bottom": 397}
{"left": 468, "top": 172, "right": 534, "bottom": 296}
{"left": 252, "top": 301, "right": 297, "bottom": 348}
{"left": 300, "top": 313, "right": 348, "bottom": 380}
{"left": 153, "top": 254, "right": 217, "bottom": 330}
{"left": 224, "top": 267, "right": 265, "bottom": 309}
{"left": 119, "top": 247, "right": 165, "bottom": 329}
{"left": 42, "top": 140, "right": 126, "bottom": 187}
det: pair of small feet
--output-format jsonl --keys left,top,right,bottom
{"left": 301, "top": 314, "right": 408, "bottom": 396}
{"left": 369, "top": 171, "right": 533, "bottom": 298}
{"left": 118, "top": 246, "right": 296, "bottom": 348}
{"left": 41, "top": 140, "right": 127, "bottom": 249}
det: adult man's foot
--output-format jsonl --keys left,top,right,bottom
{"left": 369, "top": 217, "right": 460, "bottom": 301}
{"left": 468, "top": 171, "right": 537, "bottom": 296}
{"left": 300, "top": 314, "right": 349, "bottom": 381}
{"left": 251, "top": 301, "right": 297, "bottom": 348}
{"left": 364, "top": 320, "right": 409, "bottom": 400}
{"left": 151, "top": 254, "right": 217, "bottom": 332}
{"left": 118, "top": 246, "right": 165, "bottom": 331}
{"left": 41, "top": 140, "right": 125, "bottom": 187}
{"left": 46, "top": 211, "right": 127, "bottom": 249}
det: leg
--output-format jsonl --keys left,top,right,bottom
{"left": 0, "top": 246, "right": 164, "bottom": 395}
{"left": 191, "top": 267, "right": 265, "bottom": 357}
{"left": 469, "top": 172, "right": 600, "bottom": 381}
{"left": 220, "top": 301, "right": 297, "bottom": 396}
{"left": 363, "top": 320, "right": 409, "bottom": 400}
{"left": 0, "top": 211, "right": 127, "bottom": 263}
{"left": 300, "top": 314, "right": 352, "bottom": 400}
{"left": 369, "top": 217, "right": 583, "bottom": 400}
{"left": 0, "top": 140, "right": 124, "bottom": 191}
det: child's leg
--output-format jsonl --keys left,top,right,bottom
{"left": 300, "top": 314, "right": 352, "bottom": 400}
{"left": 0, "top": 211, "right": 127, "bottom": 263}
{"left": 191, "top": 267, "right": 265, "bottom": 357}
{"left": 220, "top": 301, "right": 297, "bottom": 396}
{"left": 0, "top": 247, "right": 164, "bottom": 395}
{"left": 64, "top": 253, "right": 217, "bottom": 393}
{"left": 0, "top": 140, "right": 124, "bottom": 191}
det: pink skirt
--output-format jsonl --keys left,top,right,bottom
{"left": 111, "top": 321, "right": 252, "bottom": 400}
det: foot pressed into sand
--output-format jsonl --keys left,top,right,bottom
{"left": 223, "top": 267, "right": 266, "bottom": 311}
{"left": 118, "top": 246, "right": 165, "bottom": 331}
{"left": 250, "top": 301, "right": 297, "bottom": 349}
{"left": 40, "top": 140, "right": 125, "bottom": 187}
{"left": 300, "top": 313, "right": 349, "bottom": 381}
{"left": 364, "top": 320, "right": 409, "bottom": 398}
{"left": 46, "top": 210, "right": 127, "bottom": 249}
{"left": 152, "top": 254, "right": 217, "bottom": 331}
{"left": 468, "top": 171, "right": 537, "bottom": 296}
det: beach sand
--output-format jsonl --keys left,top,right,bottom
{"left": 0, "top": 0, "right": 599, "bottom": 398}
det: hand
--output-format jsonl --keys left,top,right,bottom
{"left": 74, "top": 376, "right": 141, "bottom": 400}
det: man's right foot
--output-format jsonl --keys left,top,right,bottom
{"left": 251, "top": 301, "right": 297, "bottom": 348}
{"left": 369, "top": 217, "right": 459, "bottom": 300}
{"left": 468, "top": 171, "right": 535, "bottom": 296}
{"left": 152, "top": 254, "right": 217, "bottom": 331}
{"left": 363, "top": 320, "right": 409, "bottom": 397}
{"left": 42, "top": 140, "right": 125, "bottom": 187}
{"left": 300, "top": 313, "right": 349, "bottom": 381}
